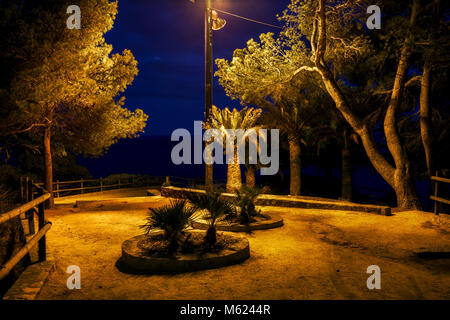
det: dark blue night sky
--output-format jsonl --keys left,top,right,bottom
{"left": 105, "top": 0, "right": 289, "bottom": 135}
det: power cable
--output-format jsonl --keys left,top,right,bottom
{"left": 212, "top": 8, "right": 284, "bottom": 30}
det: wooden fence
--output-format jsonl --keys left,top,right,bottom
{"left": 430, "top": 171, "right": 450, "bottom": 214}
{"left": 0, "top": 181, "right": 51, "bottom": 281}
{"left": 26, "top": 176, "right": 227, "bottom": 199}
{"left": 31, "top": 177, "right": 135, "bottom": 198}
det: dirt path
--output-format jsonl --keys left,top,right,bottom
{"left": 37, "top": 196, "right": 450, "bottom": 300}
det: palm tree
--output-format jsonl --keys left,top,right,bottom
{"left": 262, "top": 88, "right": 311, "bottom": 196}
{"left": 310, "top": 120, "right": 357, "bottom": 202}
{"left": 187, "top": 191, "right": 235, "bottom": 247}
{"left": 207, "top": 105, "right": 262, "bottom": 193}
{"left": 243, "top": 132, "right": 264, "bottom": 188}
{"left": 141, "top": 200, "right": 198, "bottom": 254}
{"left": 245, "top": 164, "right": 257, "bottom": 188}
{"left": 234, "top": 186, "right": 261, "bottom": 225}
{"left": 262, "top": 81, "right": 338, "bottom": 197}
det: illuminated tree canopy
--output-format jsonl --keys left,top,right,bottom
{"left": 217, "top": 0, "right": 450, "bottom": 209}
{"left": 0, "top": 0, "right": 148, "bottom": 205}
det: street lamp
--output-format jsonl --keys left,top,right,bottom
{"left": 191, "top": 0, "right": 226, "bottom": 190}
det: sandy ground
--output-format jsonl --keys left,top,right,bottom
{"left": 36, "top": 189, "right": 450, "bottom": 300}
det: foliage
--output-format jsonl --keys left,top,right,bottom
{"left": 186, "top": 191, "right": 235, "bottom": 247}
{"left": 207, "top": 105, "right": 263, "bottom": 192}
{"left": 215, "top": 33, "right": 310, "bottom": 107}
{"left": 0, "top": 0, "right": 148, "bottom": 195}
{"left": 207, "top": 105, "right": 263, "bottom": 162}
{"left": 56, "top": 98, "right": 148, "bottom": 157}
{"left": 0, "top": 0, "right": 145, "bottom": 137}
{"left": 215, "top": 30, "right": 343, "bottom": 196}
{"left": 277, "top": 0, "right": 450, "bottom": 208}
{"left": 141, "top": 200, "right": 197, "bottom": 254}
{"left": 281, "top": 0, "right": 373, "bottom": 67}
{"left": 9, "top": 145, "right": 92, "bottom": 182}
{"left": 233, "top": 186, "right": 262, "bottom": 225}
{"left": 208, "top": 105, "right": 262, "bottom": 132}
{"left": 238, "top": 0, "right": 450, "bottom": 208}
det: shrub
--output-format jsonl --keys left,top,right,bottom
{"left": 234, "top": 186, "right": 262, "bottom": 225}
{"left": 261, "top": 185, "right": 272, "bottom": 194}
{"left": 187, "top": 191, "right": 234, "bottom": 247}
{"left": 141, "top": 200, "right": 198, "bottom": 254}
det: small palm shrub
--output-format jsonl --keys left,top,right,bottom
{"left": 234, "top": 186, "right": 262, "bottom": 225}
{"left": 187, "top": 191, "right": 235, "bottom": 247}
{"left": 141, "top": 200, "right": 197, "bottom": 254}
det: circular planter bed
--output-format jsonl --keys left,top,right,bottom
{"left": 120, "top": 230, "right": 250, "bottom": 274}
{"left": 191, "top": 213, "right": 283, "bottom": 232}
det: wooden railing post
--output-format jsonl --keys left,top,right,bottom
{"left": 20, "top": 177, "right": 24, "bottom": 204}
{"left": 27, "top": 179, "right": 35, "bottom": 235}
{"left": 434, "top": 170, "right": 439, "bottom": 215}
{"left": 24, "top": 177, "right": 29, "bottom": 202}
{"left": 56, "top": 180, "right": 60, "bottom": 198}
{"left": 28, "top": 179, "right": 33, "bottom": 201}
{"left": 81, "top": 178, "right": 84, "bottom": 194}
{"left": 20, "top": 177, "right": 28, "bottom": 219}
{"left": 100, "top": 177, "right": 103, "bottom": 192}
{"left": 0, "top": 191, "right": 52, "bottom": 280}
{"left": 37, "top": 189, "right": 46, "bottom": 262}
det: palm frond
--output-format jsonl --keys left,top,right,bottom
{"left": 141, "top": 200, "right": 197, "bottom": 237}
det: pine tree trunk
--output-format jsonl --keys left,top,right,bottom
{"left": 289, "top": 137, "right": 301, "bottom": 196}
{"left": 246, "top": 166, "right": 256, "bottom": 188}
{"left": 420, "top": 63, "right": 434, "bottom": 178}
{"left": 341, "top": 129, "right": 352, "bottom": 201}
{"left": 393, "top": 167, "right": 421, "bottom": 209}
{"left": 381, "top": 0, "right": 421, "bottom": 210}
{"left": 226, "top": 144, "right": 242, "bottom": 193}
{"left": 43, "top": 126, "right": 54, "bottom": 208}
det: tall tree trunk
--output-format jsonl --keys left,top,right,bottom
{"left": 341, "top": 129, "right": 352, "bottom": 201}
{"left": 381, "top": 0, "right": 421, "bottom": 210}
{"left": 205, "top": 164, "right": 213, "bottom": 191}
{"left": 246, "top": 166, "right": 256, "bottom": 188}
{"left": 313, "top": 0, "right": 422, "bottom": 209}
{"left": 420, "top": 62, "right": 434, "bottom": 178}
{"left": 226, "top": 144, "right": 242, "bottom": 193}
{"left": 205, "top": 140, "right": 214, "bottom": 191}
{"left": 43, "top": 126, "right": 54, "bottom": 208}
{"left": 289, "top": 137, "right": 301, "bottom": 196}
{"left": 382, "top": 1, "right": 421, "bottom": 209}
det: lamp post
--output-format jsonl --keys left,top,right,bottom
{"left": 205, "top": 0, "right": 213, "bottom": 122}
{"left": 191, "top": 0, "right": 226, "bottom": 190}
{"left": 204, "top": 0, "right": 214, "bottom": 191}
